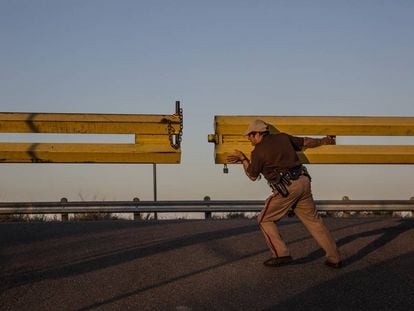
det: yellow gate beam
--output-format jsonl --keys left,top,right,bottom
{"left": 0, "top": 102, "right": 183, "bottom": 164}
{"left": 208, "top": 115, "right": 414, "bottom": 164}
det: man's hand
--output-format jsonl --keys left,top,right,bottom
{"left": 321, "top": 135, "right": 336, "bottom": 145}
{"left": 227, "top": 149, "right": 247, "bottom": 163}
{"left": 227, "top": 149, "right": 257, "bottom": 181}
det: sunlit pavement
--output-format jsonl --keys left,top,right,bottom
{"left": 1, "top": 217, "right": 413, "bottom": 310}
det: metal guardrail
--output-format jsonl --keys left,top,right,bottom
{"left": 0, "top": 101, "right": 183, "bottom": 164}
{"left": 0, "top": 199, "right": 413, "bottom": 215}
{"left": 208, "top": 115, "right": 414, "bottom": 164}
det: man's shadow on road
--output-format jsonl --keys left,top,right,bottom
{"left": 291, "top": 219, "right": 413, "bottom": 267}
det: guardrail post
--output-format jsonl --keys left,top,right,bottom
{"left": 60, "top": 197, "right": 68, "bottom": 221}
{"left": 153, "top": 164, "right": 158, "bottom": 220}
{"left": 204, "top": 196, "right": 211, "bottom": 219}
{"left": 337, "top": 196, "right": 350, "bottom": 217}
{"left": 133, "top": 197, "right": 140, "bottom": 220}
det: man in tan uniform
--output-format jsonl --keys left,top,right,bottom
{"left": 227, "top": 120, "right": 342, "bottom": 268}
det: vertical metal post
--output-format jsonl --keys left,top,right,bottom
{"left": 204, "top": 196, "right": 211, "bottom": 219}
{"left": 60, "top": 197, "right": 68, "bottom": 221}
{"left": 176, "top": 100, "right": 180, "bottom": 114}
{"left": 153, "top": 163, "right": 157, "bottom": 201}
{"left": 153, "top": 163, "right": 158, "bottom": 220}
{"left": 133, "top": 197, "right": 140, "bottom": 221}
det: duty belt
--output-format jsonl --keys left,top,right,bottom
{"left": 268, "top": 165, "right": 311, "bottom": 197}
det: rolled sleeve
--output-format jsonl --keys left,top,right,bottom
{"left": 246, "top": 151, "right": 263, "bottom": 178}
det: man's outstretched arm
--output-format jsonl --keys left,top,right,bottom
{"left": 303, "top": 136, "right": 335, "bottom": 149}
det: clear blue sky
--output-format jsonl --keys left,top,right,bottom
{"left": 1, "top": 0, "right": 413, "bottom": 202}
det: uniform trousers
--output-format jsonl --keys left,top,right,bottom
{"left": 258, "top": 175, "right": 341, "bottom": 263}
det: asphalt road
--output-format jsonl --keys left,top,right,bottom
{"left": 1, "top": 217, "right": 413, "bottom": 311}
